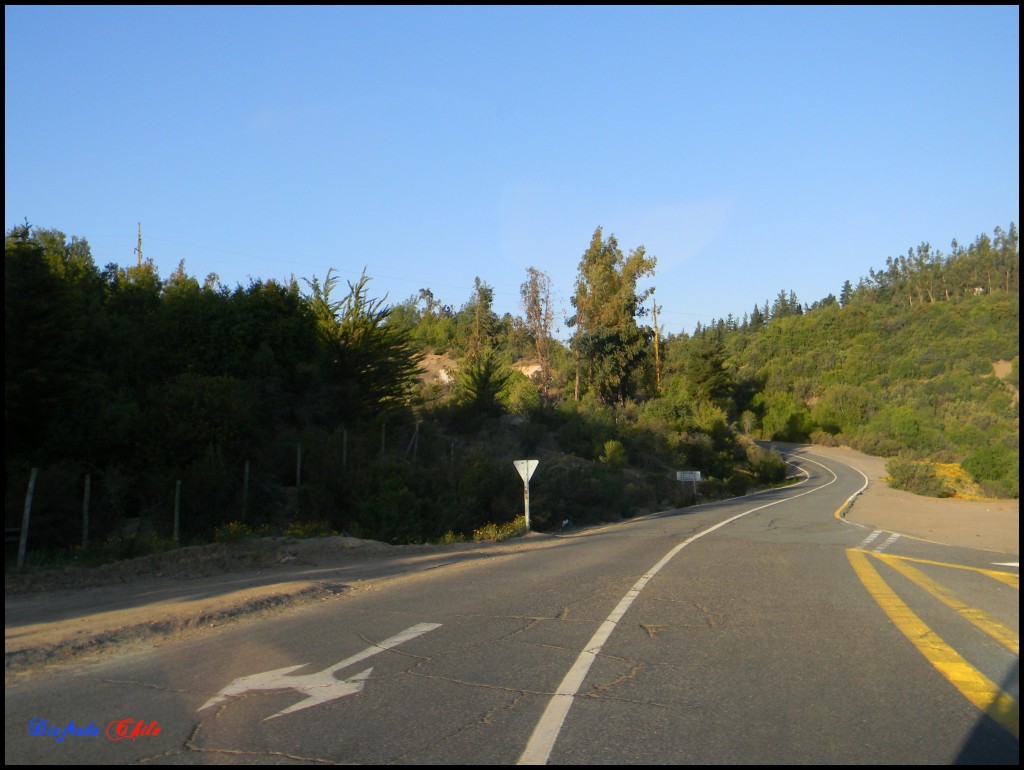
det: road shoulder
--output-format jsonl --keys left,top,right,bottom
{"left": 796, "top": 444, "right": 1019, "bottom": 555}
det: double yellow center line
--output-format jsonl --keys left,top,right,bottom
{"left": 847, "top": 549, "right": 1018, "bottom": 738}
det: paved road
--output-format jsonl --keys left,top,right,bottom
{"left": 5, "top": 450, "right": 1019, "bottom": 764}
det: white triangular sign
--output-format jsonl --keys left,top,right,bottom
{"left": 514, "top": 459, "right": 538, "bottom": 483}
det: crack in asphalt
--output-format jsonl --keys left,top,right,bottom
{"left": 691, "top": 601, "right": 726, "bottom": 629}
{"left": 387, "top": 688, "right": 535, "bottom": 765}
{"left": 639, "top": 622, "right": 662, "bottom": 638}
{"left": 185, "top": 697, "right": 342, "bottom": 764}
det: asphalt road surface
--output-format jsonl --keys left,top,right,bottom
{"left": 5, "top": 449, "right": 1019, "bottom": 764}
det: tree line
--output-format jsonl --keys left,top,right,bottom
{"left": 5, "top": 221, "right": 1018, "bottom": 561}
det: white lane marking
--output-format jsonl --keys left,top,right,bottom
{"left": 800, "top": 449, "right": 870, "bottom": 527}
{"left": 198, "top": 622, "right": 442, "bottom": 720}
{"left": 873, "top": 533, "right": 901, "bottom": 552}
{"left": 860, "top": 530, "right": 883, "bottom": 548}
{"left": 518, "top": 456, "right": 839, "bottom": 765}
{"left": 993, "top": 562, "right": 1019, "bottom": 568}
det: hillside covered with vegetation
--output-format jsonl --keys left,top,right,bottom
{"left": 5, "top": 221, "right": 1018, "bottom": 562}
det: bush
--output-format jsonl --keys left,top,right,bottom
{"left": 214, "top": 521, "right": 253, "bottom": 542}
{"left": 746, "top": 444, "right": 787, "bottom": 484}
{"left": 885, "top": 453, "right": 954, "bottom": 498}
{"left": 553, "top": 399, "right": 614, "bottom": 460}
{"left": 503, "top": 371, "right": 540, "bottom": 415}
{"left": 472, "top": 514, "right": 528, "bottom": 542}
{"left": 962, "top": 445, "right": 1017, "bottom": 485}
{"left": 961, "top": 443, "right": 1019, "bottom": 499}
{"left": 809, "top": 430, "right": 842, "bottom": 447}
{"left": 600, "top": 439, "right": 628, "bottom": 467}
{"left": 532, "top": 462, "right": 628, "bottom": 528}
{"left": 517, "top": 420, "right": 546, "bottom": 454}
{"left": 724, "top": 473, "right": 751, "bottom": 496}
{"left": 284, "top": 520, "right": 337, "bottom": 539}
{"left": 456, "top": 352, "right": 512, "bottom": 417}
{"left": 437, "top": 530, "right": 466, "bottom": 544}
{"left": 351, "top": 471, "right": 423, "bottom": 544}
{"left": 180, "top": 444, "right": 236, "bottom": 539}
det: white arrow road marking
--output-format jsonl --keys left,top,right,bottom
{"left": 199, "top": 622, "right": 442, "bottom": 720}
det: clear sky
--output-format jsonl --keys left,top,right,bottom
{"left": 5, "top": 6, "right": 1019, "bottom": 338}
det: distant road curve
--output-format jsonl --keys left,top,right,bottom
{"left": 775, "top": 442, "right": 1018, "bottom": 555}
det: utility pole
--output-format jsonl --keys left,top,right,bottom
{"left": 135, "top": 223, "right": 143, "bottom": 266}
{"left": 652, "top": 295, "right": 662, "bottom": 393}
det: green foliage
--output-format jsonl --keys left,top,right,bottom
{"left": 962, "top": 445, "right": 1019, "bottom": 498}
{"left": 709, "top": 228, "right": 1018, "bottom": 497}
{"left": 350, "top": 468, "right": 424, "bottom": 544}
{"left": 5, "top": 229, "right": 104, "bottom": 465}
{"left": 437, "top": 529, "right": 467, "bottom": 545}
{"left": 9, "top": 534, "right": 183, "bottom": 572}
{"left": 679, "top": 335, "right": 734, "bottom": 407}
{"left": 180, "top": 444, "right": 236, "bottom": 539}
{"left": 212, "top": 518, "right": 336, "bottom": 544}
{"left": 455, "top": 351, "right": 513, "bottom": 418}
{"left": 809, "top": 385, "right": 876, "bottom": 435}
{"left": 145, "top": 375, "right": 259, "bottom": 468}
{"left": 520, "top": 266, "right": 555, "bottom": 388}
{"left": 502, "top": 370, "right": 541, "bottom": 415}
{"left": 6, "top": 219, "right": 1017, "bottom": 566}
{"left": 472, "top": 515, "right": 528, "bottom": 542}
{"left": 567, "top": 228, "right": 657, "bottom": 405}
{"left": 532, "top": 462, "right": 630, "bottom": 528}
{"left": 516, "top": 420, "right": 547, "bottom": 455}
{"left": 214, "top": 521, "right": 255, "bottom": 543}
{"left": 885, "top": 453, "right": 955, "bottom": 498}
{"left": 693, "top": 401, "right": 730, "bottom": 439}
{"left": 304, "top": 268, "right": 424, "bottom": 422}
{"left": 553, "top": 395, "right": 615, "bottom": 460}
{"left": 284, "top": 520, "right": 337, "bottom": 539}
{"left": 745, "top": 443, "right": 788, "bottom": 484}
{"left": 600, "top": 439, "right": 628, "bottom": 467}
{"left": 755, "top": 390, "right": 813, "bottom": 442}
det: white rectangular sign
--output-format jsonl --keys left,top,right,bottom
{"left": 676, "top": 470, "right": 701, "bottom": 482}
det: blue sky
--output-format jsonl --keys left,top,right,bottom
{"left": 5, "top": 6, "right": 1019, "bottom": 338}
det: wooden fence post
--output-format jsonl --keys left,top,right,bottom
{"left": 174, "top": 480, "right": 182, "bottom": 542}
{"left": 82, "top": 473, "right": 91, "bottom": 550}
{"left": 17, "top": 468, "right": 38, "bottom": 569}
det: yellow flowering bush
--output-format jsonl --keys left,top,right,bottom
{"left": 472, "top": 515, "right": 528, "bottom": 542}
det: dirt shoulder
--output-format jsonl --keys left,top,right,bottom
{"left": 789, "top": 444, "right": 1019, "bottom": 555}
{"left": 4, "top": 534, "right": 559, "bottom": 677}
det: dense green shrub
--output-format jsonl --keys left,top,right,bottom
{"left": 503, "top": 371, "right": 541, "bottom": 415}
{"left": 746, "top": 444, "right": 788, "bottom": 484}
{"left": 885, "top": 454, "right": 954, "bottom": 498}
{"left": 600, "top": 439, "right": 628, "bottom": 467}
{"left": 962, "top": 445, "right": 1019, "bottom": 498}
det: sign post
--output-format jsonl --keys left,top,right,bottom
{"left": 514, "top": 460, "right": 539, "bottom": 531}
{"left": 676, "top": 470, "right": 701, "bottom": 502}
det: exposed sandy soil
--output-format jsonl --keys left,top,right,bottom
{"left": 789, "top": 444, "right": 1018, "bottom": 555}
{"left": 992, "top": 358, "right": 1018, "bottom": 406}
{"left": 5, "top": 445, "right": 1017, "bottom": 677}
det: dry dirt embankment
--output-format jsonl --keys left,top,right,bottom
{"left": 793, "top": 444, "right": 1018, "bottom": 555}
{"left": 4, "top": 534, "right": 555, "bottom": 675}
